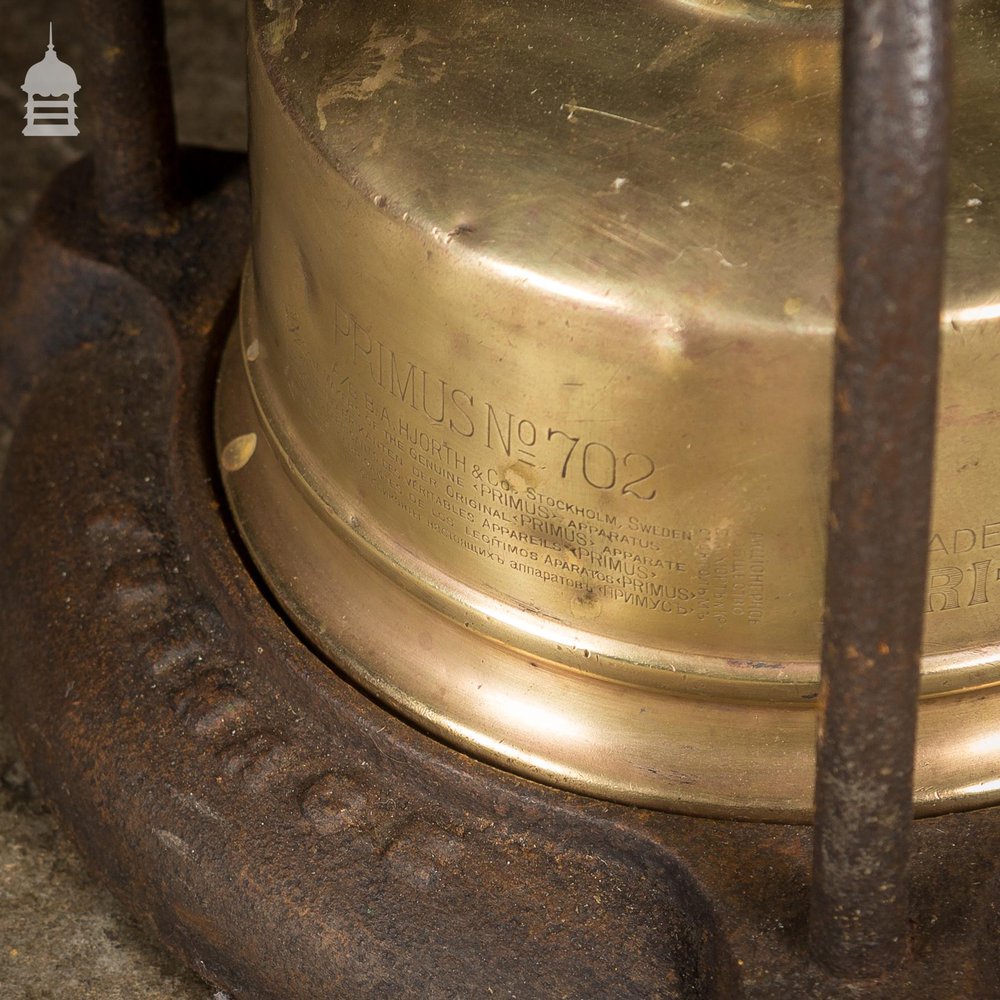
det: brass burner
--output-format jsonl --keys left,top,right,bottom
{"left": 217, "top": 0, "right": 1000, "bottom": 819}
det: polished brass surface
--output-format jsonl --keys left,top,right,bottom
{"left": 217, "top": 0, "right": 1000, "bottom": 818}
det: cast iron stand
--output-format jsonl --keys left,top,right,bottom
{"left": 3, "top": 1, "right": 996, "bottom": 997}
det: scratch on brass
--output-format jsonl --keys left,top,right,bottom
{"left": 562, "top": 102, "right": 667, "bottom": 134}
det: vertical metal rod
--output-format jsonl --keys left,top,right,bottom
{"left": 809, "top": 0, "right": 952, "bottom": 978}
{"left": 80, "top": 0, "right": 180, "bottom": 227}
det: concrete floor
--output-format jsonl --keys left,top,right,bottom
{"left": 1, "top": 2, "right": 246, "bottom": 995}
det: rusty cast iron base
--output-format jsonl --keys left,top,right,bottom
{"left": 1, "top": 153, "right": 999, "bottom": 1000}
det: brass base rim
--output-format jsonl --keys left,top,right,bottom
{"left": 217, "top": 325, "right": 1000, "bottom": 821}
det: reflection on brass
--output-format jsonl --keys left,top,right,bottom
{"left": 217, "top": 0, "right": 1000, "bottom": 819}
{"left": 663, "top": 0, "right": 841, "bottom": 30}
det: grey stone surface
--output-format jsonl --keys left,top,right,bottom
{"left": 1, "top": 1, "right": 246, "bottom": 996}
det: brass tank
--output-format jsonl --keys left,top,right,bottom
{"left": 216, "top": 0, "right": 1000, "bottom": 819}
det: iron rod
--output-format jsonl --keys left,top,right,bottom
{"left": 809, "top": 0, "right": 952, "bottom": 978}
{"left": 80, "top": 0, "right": 179, "bottom": 227}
